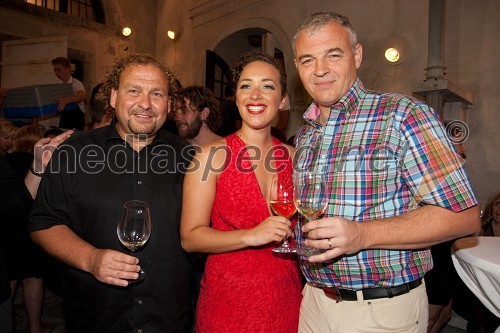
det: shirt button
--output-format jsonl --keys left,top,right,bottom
{"left": 137, "top": 180, "right": 143, "bottom": 185}
{"left": 138, "top": 299, "right": 143, "bottom": 305}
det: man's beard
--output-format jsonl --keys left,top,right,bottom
{"left": 128, "top": 110, "right": 157, "bottom": 136}
{"left": 178, "top": 114, "right": 203, "bottom": 140}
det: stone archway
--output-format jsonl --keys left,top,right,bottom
{"left": 190, "top": 16, "right": 308, "bottom": 139}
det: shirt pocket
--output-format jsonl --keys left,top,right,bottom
{"left": 331, "top": 151, "right": 400, "bottom": 219}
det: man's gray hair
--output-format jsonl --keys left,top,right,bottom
{"left": 292, "top": 12, "right": 358, "bottom": 54}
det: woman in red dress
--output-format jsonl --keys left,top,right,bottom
{"left": 180, "top": 51, "right": 302, "bottom": 333}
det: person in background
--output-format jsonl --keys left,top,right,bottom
{"left": 273, "top": 97, "right": 291, "bottom": 133}
{"left": 89, "top": 112, "right": 113, "bottom": 130}
{"left": 216, "top": 84, "right": 241, "bottom": 137}
{"left": 51, "top": 57, "right": 87, "bottom": 130}
{"left": 481, "top": 192, "right": 500, "bottom": 236}
{"left": 271, "top": 96, "right": 291, "bottom": 143}
{"left": 0, "top": 129, "right": 72, "bottom": 333}
{"left": 86, "top": 83, "right": 112, "bottom": 130}
{"left": 0, "top": 88, "right": 8, "bottom": 107}
{"left": 292, "top": 12, "right": 479, "bottom": 333}
{"left": 425, "top": 240, "right": 457, "bottom": 333}
{"left": 3, "top": 125, "right": 53, "bottom": 333}
{"left": 174, "top": 85, "right": 223, "bottom": 320}
{"left": 42, "top": 128, "right": 64, "bottom": 139}
{"left": 0, "top": 87, "right": 7, "bottom": 99}
{"left": 174, "top": 85, "right": 222, "bottom": 146}
{"left": 0, "top": 238, "right": 10, "bottom": 331}
{"left": 162, "top": 79, "right": 183, "bottom": 136}
{"left": 425, "top": 120, "right": 470, "bottom": 333}
{"left": 29, "top": 54, "right": 193, "bottom": 333}
{"left": 0, "top": 117, "right": 16, "bottom": 156}
{"left": 180, "top": 51, "right": 302, "bottom": 333}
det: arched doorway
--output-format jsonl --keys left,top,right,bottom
{"left": 205, "top": 28, "right": 285, "bottom": 102}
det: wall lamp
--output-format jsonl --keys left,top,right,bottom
{"left": 167, "top": 25, "right": 182, "bottom": 41}
{"left": 385, "top": 48, "right": 400, "bottom": 63}
{"left": 122, "top": 27, "right": 132, "bottom": 37}
{"left": 383, "top": 36, "right": 410, "bottom": 65}
{"left": 167, "top": 30, "right": 176, "bottom": 40}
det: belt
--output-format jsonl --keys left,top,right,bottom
{"left": 322, "top": 279, "right": 422, "bottom": 302}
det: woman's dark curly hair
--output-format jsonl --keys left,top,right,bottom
{"left": 181, "top": 85, "right": 221, "bottom": 133}
{"left": 96, "top": 54, "right": 182, "bottom": 118}
{"left": 230, "top": 51, "right": 287, "bottom": 97}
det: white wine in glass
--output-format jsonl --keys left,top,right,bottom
{"left": 117, "top": 200, "right": 152, "bottom": 283}
{"left": 293, "top": 171, "right": 328, "bottom": 256}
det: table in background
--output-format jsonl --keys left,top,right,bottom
{"left": 451, "top": 236, "right": 500, "bottom": 318}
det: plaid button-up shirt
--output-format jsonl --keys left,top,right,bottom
{"left": 294, "top": 78, "right": 477, "bottom": 290}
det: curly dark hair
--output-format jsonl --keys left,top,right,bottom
{"left": 181, "top": 85, "right": 221, "bottom": 133}
{"left": 96, "top": 54, "right": 181, "bottom": 118}
{"left": 230, "top": 51, "right": 287, "bottom": 97}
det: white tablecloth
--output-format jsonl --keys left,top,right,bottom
{"left": 452, "top": 236, "right": 500, "bottom": 318}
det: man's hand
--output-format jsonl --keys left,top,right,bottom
{"left": 56, "top": 97, "right": 70, "bottom": 111}
{"left": 88, "top": 248, "right": 141, "bottom": 287}
{"left": 302, "top": 216, "right": 365, "bottom": 262}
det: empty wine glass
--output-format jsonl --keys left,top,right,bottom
{"left": 293, "top": 171, "right": 329, "bottom": 256}
{"left": 269, "top": 172, "right": 297, "bottom": 253}
{"left": 117, "top": 200, "right": 152, "bottom": 283}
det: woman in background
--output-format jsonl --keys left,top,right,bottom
{"left": 3, "top": 125, "right": 53, "bottom": 333}
{"left": 0, "top": 117, "right": 16, "bottom": 156}
{"left": 481, "top": 192, "right": 500, "bottom": 236}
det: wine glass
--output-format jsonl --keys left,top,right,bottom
{"left": 117, "top": 200, "right": 152, "bottom": 283}
{"left": 269, "top": 172, "right": 297, "bottom": 253}
{"left": 293, "top": 171, "right": 329, "bottom": 256}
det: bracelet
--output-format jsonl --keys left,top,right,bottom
{"left": 29, "top": 166, "right": 44, "bottom": 177}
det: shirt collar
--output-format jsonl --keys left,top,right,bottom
{"left": 104, "top": 117, "right": 169, "bottom": 148}
{"left": 303, "top": 77, "right": 365, "bottom": 128}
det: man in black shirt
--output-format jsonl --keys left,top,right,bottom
{"left": 29, "top": 54, "right": 193, "bottom": 332}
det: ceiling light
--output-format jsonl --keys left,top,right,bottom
{"left": 167, "top": 30, "right": 176, "bottom": 40}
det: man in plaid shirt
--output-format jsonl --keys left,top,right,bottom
{"left": 292, "top": 12, "right": 480, "bottom": 333}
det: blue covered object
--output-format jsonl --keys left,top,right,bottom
{"left": 2, "top": 83, "right": 77, "bottom": 119}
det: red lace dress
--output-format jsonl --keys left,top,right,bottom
{"left": 195, "top": 133, "right": 303, "bottom": 333}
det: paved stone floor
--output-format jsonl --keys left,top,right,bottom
{"left": 13, "top": 287, "right": 66, "bottom": 333}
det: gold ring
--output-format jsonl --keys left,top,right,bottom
{"left": 327, "top": 238, "right": 333, "bottom": 249}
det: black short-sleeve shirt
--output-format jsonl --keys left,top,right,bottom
{"left": 29, "top": 121, "right": 194, "bottom": 333}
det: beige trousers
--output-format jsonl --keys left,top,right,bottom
{"left": 298, "top": 282, "right": 428, "bottom": 333}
